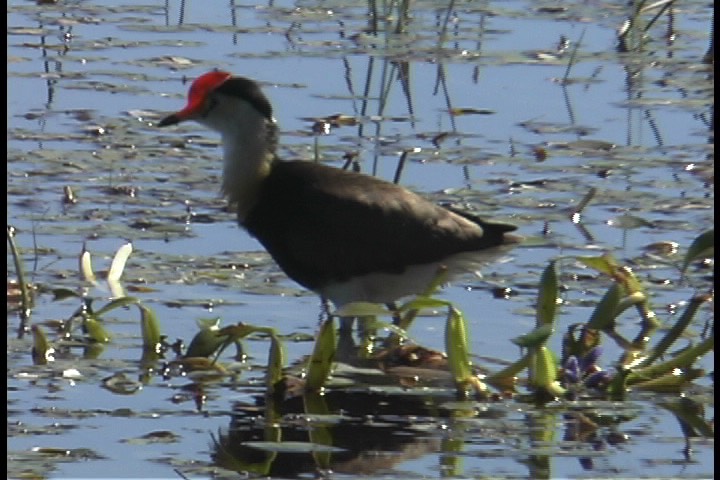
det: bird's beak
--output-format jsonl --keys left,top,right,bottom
{"left": 157, "top": 113, "right": 182, "bottom": 127}
{"left": 157, "top": 99, "right": 204, "bottom": 127}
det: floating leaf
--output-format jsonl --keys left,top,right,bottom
{"left": 125, "top": 431, "right": 180, "bottom": 445}
{"left": 171, "top": 357, "right": 227, "bottom": 373}
{"left": 606, "top": 213, "right": 654, "bottom": 230}
{"left": 564, "top": 139, "right": 616, "bottom": 151}
{"left": 449, "top": 107, "right": 495, "bottom": 116}
{"left": 52, "top": 288, "right": 81, "bottom": 301}
{"left": 102, "top": 373, "right": 142, "bottom": 395}
{"left": 643, "top": 241, "right": 679, "bottom": 257}
{"left": 325, "top": 113, "right": 358, "bottom": 127}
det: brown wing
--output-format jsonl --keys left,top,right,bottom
{"left": 243, "top": 161, "right": 516, "bottom": 291}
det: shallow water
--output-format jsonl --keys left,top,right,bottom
{"left": 7, "top": 1, "right": 714, "bottom": 478}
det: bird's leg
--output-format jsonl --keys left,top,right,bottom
{"left": 319, "top": 297, "right": 333, "bottom": 322}
{"left": 335, "top": 316, "right": 358, "bottom": 363}
{"left": 383, "top": 302, "right": 406, "bottom": 350}
{"left": 319, "top": 296, "right": 358, "bottom": 362}
{"left": 386, "top": 302, "right": 401, "bottom": 326}
{"left": 319, "top": 296, "right": 354, "bottom": 339}
{"left": 338, "top": 316, "right": 356, "bottom": 339}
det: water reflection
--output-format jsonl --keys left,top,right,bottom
{"left": 209, "top": 386, "right": 710, "bottom": 478}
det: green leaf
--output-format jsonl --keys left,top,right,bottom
{"left": 303, "top": 392, "right": 333, "bottom": 469}
{"left": 7, "top": 228, "right": 33, "bottom": 317}
{"left": 632, "top": 368, "right": 704, "bottom": 393}
{"left": 626, "top": 337, "right": 714, "bottom": 386}
{"left": 401, "top": 296, "right": 451, "bottom": 312}
{"left": 484, "top": 352, "right": 531, "bottom": 392}
{"left": 681, "top": 229, "right": 714, "bottom": 276}
{"left": 139, "top": 304, "right": 163, "bottom": 353}
{"left": 535, "top": 260, "right": 559, "bottom": 328}
{"left": 445, "top": 306, "right": 484, "bottom": 398}
{"left": 94, "top": 296, "right": 140, "bottom": 317}
{"left": 360, "top": 318, "right": 411, "bottom": 340}
{"left": 304, "top": 319, "right": 336, "bottom": 391}
{"left": 266, "top": 333, "right": 286, "bottom": 393}
{"left": 420, "top": 265, "right": 449, "bottom": 297}
{"left": 637, "top": 293, "right": 711, "bottom": 368}
{"left": 31, "top": 325, "right": 55, "bottom": 365}
{"left": 614, "top": 291, "right": 647, "bottom": 316}
{"left": 186, "top": 329, "right": 226, "bottom": 358}
{"left": 586, "top": 283, "right": 623, "bottom": 330}
{"left": 213, "top": 323, "right": 266, "bottom": 362}
{"left": 173, "top": 357, "right": 227, "bottom": 373}
{"left": 529, "top": 346, "right": 557, "bottom": 388}
{"left": 576, "top": 253, "right": 619, "bottom": 277}
{"left": 84, "top": 316, "right": 112, "bottom": 343}
{"left": 332, "top": 301, "right": 388, "bottom": 318}
{"left": 659, "top": 398, "right": 714, "bottom": 438}
{"left": 511, "top": 324, "right": 554, "bottom": 348}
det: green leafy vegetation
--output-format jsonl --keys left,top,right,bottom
{"left": 8, "top": 230, "right": 712, "bottom": 403}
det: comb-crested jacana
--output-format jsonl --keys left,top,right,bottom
{"left": 158, "top": 71, "right": 520, "bottom": 323}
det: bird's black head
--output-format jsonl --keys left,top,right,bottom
{"left": 158, "top": 70, "right": 273, "bottom": 127}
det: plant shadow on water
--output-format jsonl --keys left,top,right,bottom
{"left": 7, "top": 0, "right": 714, "bottom": 479}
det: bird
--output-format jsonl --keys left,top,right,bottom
{"left": 158, "top": 70, "right": 521, "bottom": 326}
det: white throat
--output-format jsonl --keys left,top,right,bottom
{"left": 197, "top": 95, "right": 277, "bottom": 220}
